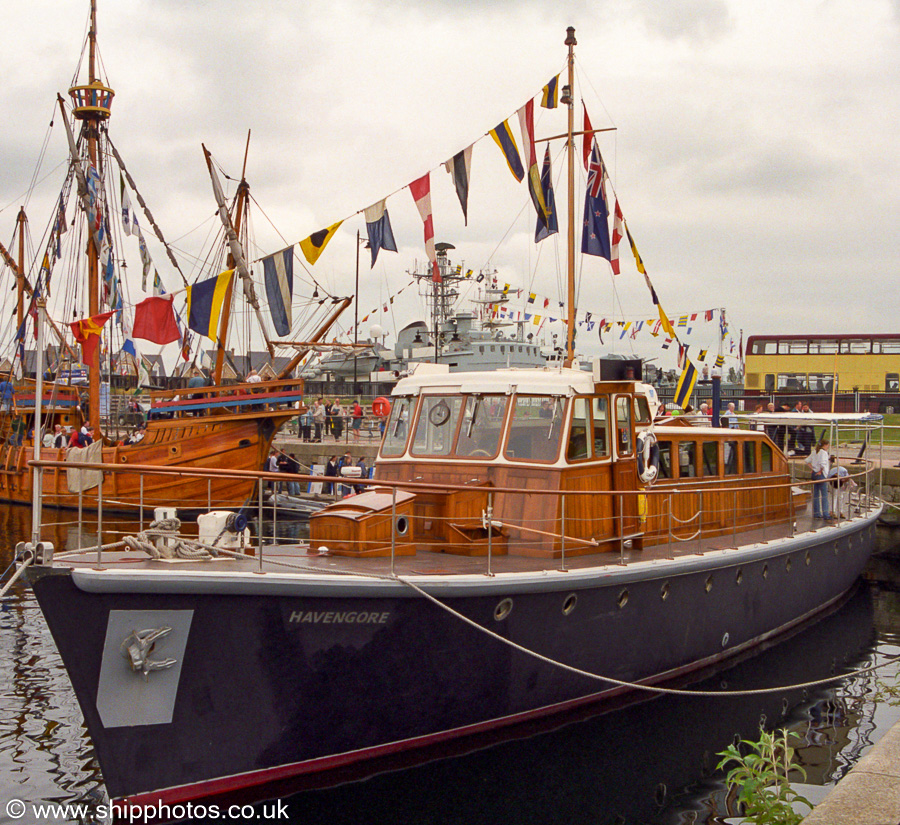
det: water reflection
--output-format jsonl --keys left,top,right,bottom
{"left": 1, "top": 503, "right": 899, "bottom": 825}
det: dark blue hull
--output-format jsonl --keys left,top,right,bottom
{"left": 30, "top": 517, "right": 876, "bottom": 807}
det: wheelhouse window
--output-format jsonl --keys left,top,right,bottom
{"left": 761, "top": 442, "right": 773, "bottom": 472}
{"left": 615, "top": 395, "right": 633, "bottom": 456}
{"left": 724, "top": 441, "right": 738, "bottom": 475}
{"left": 381, "top": 397, "right": 413, "bottom": 456}
{"left": 411, "top": 396, "right": 463, "bottom": 456}
{"left": 743, "top": 441, "right": 757, "bottom": 473}
{"left": 593, "top": 396, "right": 609, "bottom": 457}
{"left": 505, "top": 395, "right": 564, "bottom": 462}
{"left": 633, "top": 396, "right": 652, "bottom": 426}
{"left": 567, "top": 397, "right": 590, "bottom": 461}
{"left": 455, "top": 395, "right": 508, "bottom": 458}
{"left": 657, "top": 441, "right": 672, "bottom": 479}
{"left": 678, "top": 442, "right": 696, "bottom": 478}
{"left": 701, "top": 442, "right": 719, "bottom": 477}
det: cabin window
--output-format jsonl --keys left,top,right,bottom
{"left": 633, "top": 396, "right": 652, "bottom": 425}
{"left": 615, "top": 396, "right": 633, "bottom": 456}
{"left": 411, "top": 395, "right": 463, "bottom": 456}
{"left": 761, "top": 442, "right": 773, "bottom": 472}
{"left": 657, "top": 441, "right": 672, "bottom": 479}
{"left": 701, "top": 442, "right": 719, "bottom": 477}
{"left": 567, "top": 397, "right": 591, "bottom": 461}
{"left": 593, "top": 396, "right": 609, "bottom": 457}
{"left": 381, "top": 397, "right": 413, "bottom": 456}
{"left": 743, "top": 441, "right": 757, "bottom": 473}
{"left": 724, "top": 441, "right": 739, "bottom": 475}
{"left": 505, "top": 395, "right": 564, "bottom": 462}
{"left": 678, "top": 442, "right": 696, "bottom": 478}
{"left": 455, "top": 395, "right": 508, "bottom": 458}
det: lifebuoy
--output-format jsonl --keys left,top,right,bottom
{"left": 372, "top": 396, "right": 391, "bottom": 417}
{"left": 637, "top": 431, "right": 660, "bottom": 484}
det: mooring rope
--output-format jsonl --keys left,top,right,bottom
{"left": 76, "top": 531, "right": 899, "bottom": 699}
{"left": 393, "top": 576, "right": 898, "bottom": 698}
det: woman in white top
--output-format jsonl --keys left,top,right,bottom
{"left": 809, "top": 437, "right": 832, "bottom": 520}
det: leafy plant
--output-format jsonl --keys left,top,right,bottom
{"left": 716, "top": 727, "right": 812, "bottom": 824}
{"left": 871, "top": 677, "right": 900, "bottom": 706}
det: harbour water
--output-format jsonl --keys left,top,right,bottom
{"left": 1, "top": 503, "right": 898, "bottom": 825}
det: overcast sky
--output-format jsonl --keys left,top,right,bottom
{"left": 1, "top": 0, "right": 898, "bottom": 373}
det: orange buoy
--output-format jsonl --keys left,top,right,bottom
{"left": 372, "top": 396, "right": 391, "bottom": 417}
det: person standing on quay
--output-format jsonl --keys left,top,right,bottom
{"left": 351, "top": 399, "right": 364, "bottom": 441}
{"left": 312, "top": 398, "right": 326, "bottom": 442}
{"left": 331, "top": 399, "right": 344, "bottom": 440}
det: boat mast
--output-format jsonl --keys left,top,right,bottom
{"left": 564, "top": 26, "right": 577, "bottom": 365}
{"left": 203, "top": 137, "right": 275, "bottom": 385}
{"left": 66, "top": 0, "right": 114, "bottom": 431}
{"left": 87, "top": 2, "right": 100, "bottom": 430}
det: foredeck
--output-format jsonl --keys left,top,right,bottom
{"left": 48, "top": 494, "right": 877, "bottom": 583}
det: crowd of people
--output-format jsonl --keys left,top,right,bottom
{"left": 266, "top": 448, "right": 370, "bottom": 497}
{"left": 299, "top": 398, "right": 370, "bottom": 443}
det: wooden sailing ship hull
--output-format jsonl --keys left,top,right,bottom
{"left": 28, "top": 512, "right": 877, "bottom": 809}
{"left": 0, "top": 409, "right": 295, "bottom": 512}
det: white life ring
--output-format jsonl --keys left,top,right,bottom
{"left": 637, "top": 431, "right": 659, "bottom": 484}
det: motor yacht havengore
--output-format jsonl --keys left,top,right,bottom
{"left": 20, "top": 20, "right": 882, "bottom": 817}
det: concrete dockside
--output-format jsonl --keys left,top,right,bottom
{"left": 801, "top": 720, "right": 900, "bottom": 824}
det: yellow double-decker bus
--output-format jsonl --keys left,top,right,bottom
{"left": 745, "top": 334, "right": 900, "bottom": 395}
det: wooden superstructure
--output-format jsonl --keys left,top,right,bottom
{"left": 310, "top": 365, "right": 795, "bottom": 557}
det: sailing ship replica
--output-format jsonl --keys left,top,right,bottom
{"left": 0, "top": 2, "right": 348, "bottom": 513}
{"left": 23, "top": 24, "right": 882, "bottom": 814}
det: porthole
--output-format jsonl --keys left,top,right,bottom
{"left": 562, "top": 593, "right": 578, "bottom": 616}
{"left": 722, "top": 632, "right": 730, "bottom": 648}
{"left": 805, "top": 551, "right": 811, "bottom": 566}
{"left": 785, "top": 557, "right": 792, "bottom": 572}
{"left": 735, "top": 568, "right": 743, "bottom": 586}
{"left": 494, "top": 598, "right": 513, "bottom": 621}
{"left": 395, "top": 515, "right": 409, "bottom": 536}
{"left": 704, "top": 574, "right": 713, "bottom": 593}
{"left": 762, "top": 563, "right": 769, "bottom": 579}
{"left": 660, "top": 582, "right": 670, "bottom": 601}
{"left": 617, "top": 589, "right": 629, "bottom": 609}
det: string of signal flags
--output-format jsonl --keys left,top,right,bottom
{"left": 251, "top": 73, "right": 710, "bottom": 404}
